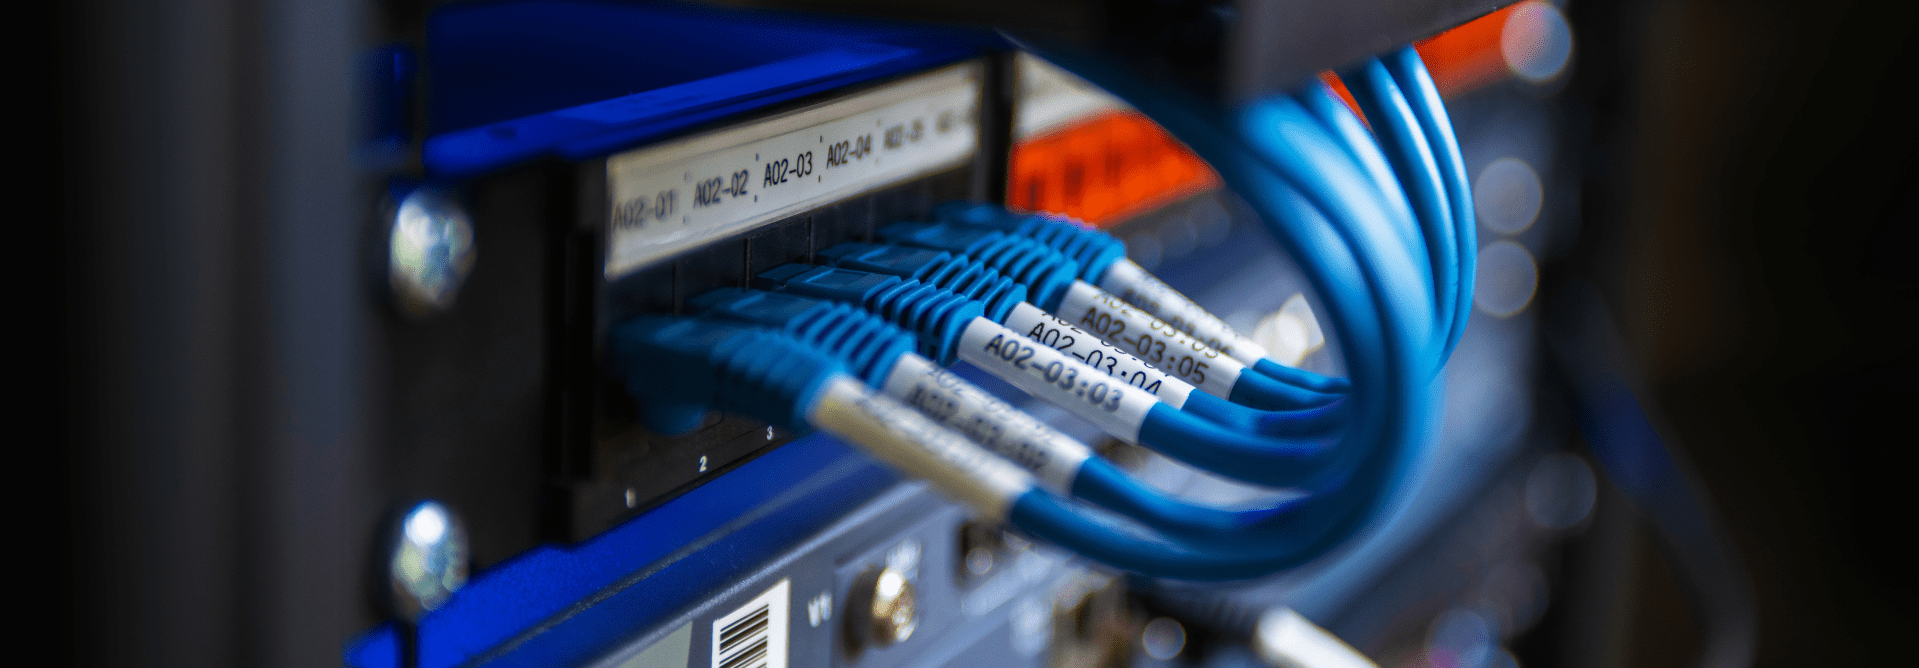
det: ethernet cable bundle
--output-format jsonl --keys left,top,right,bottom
{"left": 611, "top": 46, "right": 1475, "bottom": 580}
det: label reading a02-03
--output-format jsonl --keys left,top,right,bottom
{"left": 605, "top": 63, "right": 982, "bottom": 279}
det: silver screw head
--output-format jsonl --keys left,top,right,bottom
{"left": 388, "top": 187, "right": 476, "bottom": 317}
{"left": 389, "top": 500, "right": 469, "bottom": 621}
{"left": 849, "top": 567, "right": 918, "bottom": 648}
{"left": 868, "top": 568, "right": 918, "bottom": 645}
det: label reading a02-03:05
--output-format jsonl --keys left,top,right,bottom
{"left": 604, "top": 63, "right": 982, "bottom": 279}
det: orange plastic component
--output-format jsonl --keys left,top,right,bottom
{"left": 1322, "top": 2, "right": 1538, "bottom": 105}
{"left": 1008, "top": 3, "right": 1536, "bottom": 224}
{"left": 1317, "top": 72, "right": 1368, "bottom": 126}
{"left": 1414, "top": 1, "right": 1532, "bottom": 97}
{"left": 1006, "top": 110, "right": 1221, "bottom": 228}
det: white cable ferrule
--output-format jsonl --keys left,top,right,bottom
{"left": 808, "top": 376, "right": 1034, "bottom": 518}
{"left": 1097, "top": 259, "right": 1273, "bottom": 366}
{"left": 1000, "top": 302, "right": 1195, "bottom": 405}
{"left": 1255, "top": 608, "right": 1377, "bottom": 668}
{"left": 879, "top": 353, "right": 1092, "bottom": 493}
{"left": 1054, "top": 280, "right": 1244, "bottom": 399}
{"left": 956, "top": 317, "right": 1172, "bottom": 440}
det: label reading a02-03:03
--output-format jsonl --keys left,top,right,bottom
{"left": 604, "top": 62, "right": 982, "bottom": 279}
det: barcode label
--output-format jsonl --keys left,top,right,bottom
{"left": 712, "top": 579, "right": 789, "bottom": 668}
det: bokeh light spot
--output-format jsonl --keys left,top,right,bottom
{"left": 1474, "top": 241, "right": 1539, "bottom": 317}
{"left": 1502, "top": 2, "right": 1574, "bottom": 83}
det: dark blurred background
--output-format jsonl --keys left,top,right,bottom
{"left": 1541, "top": 0, "right": 1916, "bottom": 665}
{"left": 38, "top": 0, "right": 1916, "bottom": 665}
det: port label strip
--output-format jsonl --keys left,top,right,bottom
{"left": 605, "top": 63, "right": 981, "bottom": 278}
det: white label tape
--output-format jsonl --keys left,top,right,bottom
{"left": 606, "top": 63, "right": 981, "bottom": 278}
{"left": 1000, "top": 303, "right": 1194, "bottom": 407}
{"left": 1055, "top": 280, "right": 1244, "bottom": 399}
{"left": 810, "top": 377, "right": 1032, "bottom": 516}
{"left": 1098, "top": 259, "right": 1271, "bottom": 365}
{"left": 880, "top": 354, "right": 1092, "bottom": 493}
{"left": 956, "top": 318, "right": 1165, "bottom": 439}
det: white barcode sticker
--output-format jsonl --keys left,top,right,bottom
{"left": 712, "top": 579, "right": 790, "bottom": 668}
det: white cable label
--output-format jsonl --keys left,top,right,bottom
{"left": 1098, "top": 259, "right": 1272, "bottom": 365}
{"left": 1255, "top": 608, "right": 1378, "bottom": 668}
{"left": 605, "top": 63, "right": 981, "bottom": 278}
{"left": 1001, "top": 303, "right": 1193, "bottom": 407}
{"left": 880, "top": 354, "right": 1092, "bottom": 493}
{"left": 1055, "top": 280, "right": 1246, "bottom": 399}
{"left": 956, "top": 318, "right": 1165, "bottom": 439}
{"left": 810, "top": 377, "right": 1032, "bottom": 516}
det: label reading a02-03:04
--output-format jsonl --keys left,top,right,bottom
{"left": 605, "top": 63, "right": 982, "bottom": 279}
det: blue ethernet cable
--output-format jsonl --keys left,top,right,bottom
{"left": 1294, "top": 80, "right": 1430, "bottom": 302}
{"left": 610, "top": 316, "right": 1041, "bottom": 525}
{"left": 1336, "top": 49, "right": 1477, "bottom": 363}
{"left": 616, "top": 47, "right": 1458, "bottom": 577}
{"left": 1338, "top": 57, "right": 1457, "bottom": 349}
{"left": 1089, "top": 58, "right": 1473, "bottom": 548}
{"left": 678, "top": 290, "right": 1299, "bottom": 534}
{"left": 1383, "top": 46, "right": 1476, "bottom": 362}
{"left": 1003, "top": 35, "right": 1444, "bottom": 573}
{"left": 812, "top": 241, "right": 1344, "bottom": 411}
{"left": 924, "top": 203, "right": 1355, "bottom": 397}
{"left": 613, "top": 317, "right": 1430, "bottom": 580}
{"left": 759, "top": 255, "right": 1335, "bottom": 418}
{"left": 614, "top": 42, "right": 1465, "bottom": 578}
{"left": 794, "top": 43, "right": 1464, "bottom": 574}
{"left": 738, "top": 265, "right": 1367, "bottom": 490}
{"left": 934, "top": 57, "right": 1475, "bottom": 371}
{"left": 1225, "top": 93, "right": 1438, "bottom": 525}
{"left": 858, "top": 224, "right": 1348, "bottom": 409}
{"left": 813, "top": 243, "right": 1029, "bottom": 321}
{"left": 869, "top": 222, "right": 1085, "bottom": 310}
{"left": 1226, "top": 93, "right": 1438, "bottom": 348}
{"left": 751, "top": 261, "right": 1345, "bottom": 437}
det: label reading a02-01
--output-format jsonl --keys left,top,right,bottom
{"left": 605, "top": 63, "right": 982, "bottom": 279}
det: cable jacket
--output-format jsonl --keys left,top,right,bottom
{"left": 955, "top": 316, "right": 1171, "bottom": 436}
{"left": 1384, "top": 47, "right": 1476, "bottom": 362}
{"left": 809, "top": 376, "right": 1034, "bottom": 518}
{"left": 1096, "top": 259, "right": 1269, "bottom": 364}
{"left": 1053, "top": 279, "right": 1343, "bottom": 409}
{"left": 1000, "top": 302, "right": 1197, "bottom": 405}
{"left": 877, "top": 352, "right": 1092, "bottom": 493}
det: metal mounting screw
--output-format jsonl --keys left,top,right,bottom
{"left": 388, "top": 500, "right": 469, "bottom": 621}
{"left": 848, "top": 566, "right": 918, "bottom": 648}
{"left": 388, "top": 187, "right": 475, "bottom": 317}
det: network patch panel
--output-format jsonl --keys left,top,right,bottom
{"left": 63, "top": 0, "right": 1826, "bottom": 666}
{"left": 357, "top": 0, "right": 1006, "bottom": 571}
{"left": 344, "top": 2, "right": 1580, "bottom": 665}
{"left": 342, "top": 3, "right": 1044, "bottom": 664}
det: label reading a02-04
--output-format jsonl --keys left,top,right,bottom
{"left": 605, "top": 63, "right": 982, "bottom": 279}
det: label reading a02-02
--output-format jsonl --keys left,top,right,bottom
{"left": 605, "top": 63, "right": 982, "bottom": 279}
